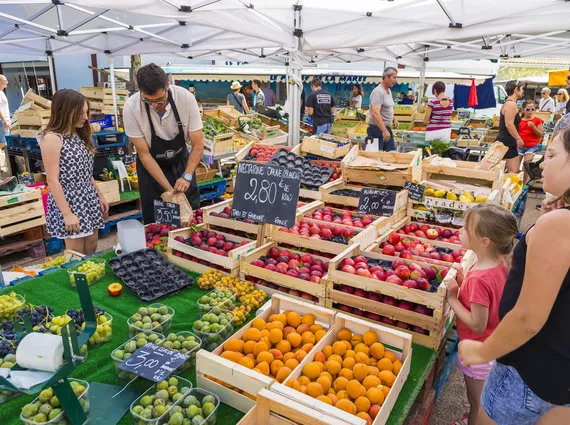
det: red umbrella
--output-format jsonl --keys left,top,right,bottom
{"left": 468, "top": 79, "right": 479, "bottom": 107}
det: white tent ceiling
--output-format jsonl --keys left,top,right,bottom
{"left": 1, "top": 0, "right": 569, "bottom": 69}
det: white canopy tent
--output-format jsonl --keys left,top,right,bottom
{"left": 1, "top": 0, "right": 570, "bottom": 142}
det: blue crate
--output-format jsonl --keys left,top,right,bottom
{"left": 434, "top": 334, "right": 460, "bottom": 401}
{"left": 5, "top": 135, "right": 27, "bottom": 150}
{"left": 93, "top": 130, "right": 128, "bottom": 149}
{"left": 44, "top": 237, "right": 65, "bottom": 255}
{"left": 90, "top": 114, "right": 114, "bottom": 129}
{"left": 26, "top": 138, "right": 41, "bottom": 153}
{"left": 99, "top": 212, "right": 143, "bottom": 236}
{"left": 38, "top": 267, "right": 59, "bottom": 276}
{"left": 198, "top": 178, "right": 226, "bottom": 202}
{"left": 10, "top": 276, "right": 34, "bottom": 286}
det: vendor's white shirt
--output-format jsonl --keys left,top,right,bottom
{"left": 539, "top": 97, "right": 555, "bottom": 112}
{"left": 123, "top": 85, "right": 202, "bottom": 147}
{"left": 351, "top": 95, "right": 362, "bottom": 109}
{"left": 0, "top": 91, "right": 10, "bottom": 125}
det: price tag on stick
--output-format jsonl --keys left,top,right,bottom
{"left": 154, "top": 200, "right": 181, "bottom": 228}
{"left": 118, "top": 342, "right": 189, "bottom": 383}
{"left": 231, "top": 162, "right": 301, "bottom": 228}
{"left": 404, "top": 181, "right": 426, "bottom": 202}
{"left": 357, "top": 188, "right": 398, "bottom": 217}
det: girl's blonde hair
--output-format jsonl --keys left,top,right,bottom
{"left": 557, "top": 89, "right": 569, "bottom": 103}
{"left": 463, "top": 204, "right": 519, "bottom": 256}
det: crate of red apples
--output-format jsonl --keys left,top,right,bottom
{"left": 394, "top": 217, "right": 461, "bottom": 246}
{"left": 326, "top": 244, "right": 459, "bottom": 349}
{"left": 234, "top": 142, "right": 298, "bottom": 164}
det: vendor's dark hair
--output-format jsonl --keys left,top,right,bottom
{"left": 252, "top": 79, "right": 261, "bottom": 86}
{"left": 311, "top": 78, "right": 322, "bottom": 87}
{"left": 137, "top": 63, "right": 168, "bottom": 95}
{"left": 505, "top": 80, "right": 525, "bottom": 96}
{"left": 352, "top": 83, "right": 363, "bottom": 97}
{"left": 433, "top": 81, "right": 446, "bottom": 95}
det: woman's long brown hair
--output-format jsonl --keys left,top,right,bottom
{"left": 43, "top": 89, "right": 93, "bottom": 151}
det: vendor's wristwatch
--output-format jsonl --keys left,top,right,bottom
{"left": 182, "top": 173, "right": 193, "bottom": 182}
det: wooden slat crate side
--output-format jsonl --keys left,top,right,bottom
{"left": 0, "top": 217, "right": 46, "bottom": 238}
{"left": 166, "top": 250, "right": 237, "bottom": 276}
{"left": 0, "top": 199, "right": 44, "bottom": 227}
{"left": 251, "top": 282, "right": 326, "bottom": 307}
{"left": 197, "top": 372, "right": 256, "bottom": 414}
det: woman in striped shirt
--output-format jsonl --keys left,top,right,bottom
{"left": 424, "top": 81, "right": 454, "bottom": 141}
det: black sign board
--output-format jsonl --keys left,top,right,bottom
{"left": 118, "top": 342, "right": 189, "bottom": 383}
{"left": 404, "top": 181, "right": 425, "bottom": 202}
{"left": 153, "top": 200, "right": 181, "bottom": 228}
{"left": 357, "top": 188, "right": 398, "bottom": 217}
{"left": 231, "top": 162, "right": 301, "bottom": 228}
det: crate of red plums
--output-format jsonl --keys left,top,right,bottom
{"left": 326, "top": 243, "right": 459, "bottom": 349}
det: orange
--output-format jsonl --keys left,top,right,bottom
{"left": 275, "top": 340, "right": 292, "bottom": 354}
{"left": 253, "top": 341, "right": 269, "bottom": 357}
{"left": 298, "top": 375, "right": 310, "bottom": 386}
{"left": 243, "top": 328, "right": 262, "bottom": 342}
{"left": 362, "top": 375, "right": 381, "bottom": 389}
{"left": 366, "top": 387, "right": 385, "bottom": 405}
{"left": 307, "top": 382, "right": 324, "bottom": 398}
{"left": 314, "top": 352, "right": 326, "bottom": 363}
{"left": 270, "top": 360, "right": 284, "bottom": 377}
{"left": 338, "top": 368, "right": 354, "bottom": 380}
{"left": 343, "top": 357, "right": 356, "bottom": 370}
{"left": 238, "top": 357, "right": 255, "bottom": 369}
{"left": 337, "top": 328, "right": 352, "bottom": 341}
{"left": 332, "top": 376, "right": 348, "bottom": 392}
{"left": 317, "top": 376, "right": 331, "bottom": 393}
{"left": 354, "top": 396, "right": 371, "bottom": 413}
{"left": 256, "top": 361, "right": 270, "bottom": 376}
{"left": 383, "top": 351, "right": 397, "bottom": 362}
{"left": 322, "top": 345, "right": 333, "bottom": 359}
{"left": 336, "top": 390, "right": 349, "bottom": 400}
{"left": 269, "top": 328, "right": 283, "bottom": 345}
{"left": 327, "top": 394, "right": 338, "bottom": 405}
{"left": 355, "top": 352, "right": 370, "bottom": 365}
{"left": 377, "top": 358, "right": 393, "bottom": 372}
{"left": 346, "top": 379, "right": 363, "bottom": 399}
{"left": 378, "top": 370, "right": 396, "bottom": 387}
{"left": 369, "top": 343, "right": 385, "bottom": 360}
{"left": 301, "top": 314, "right": 316, "bottom": 325}
{"left": 286, "top": 311, "right": 302, "bottom": 328}
{"left": 362, "top": 331, "right": 378, "bottom": 347}
{"left": 302, "top": 362, "right": 321, "bottom": 380}
{"left": 357, "top": 412, "right": 372, "bottom": 425}
{"left": 354, "top": 343, "right": 370, "bottom": 356}
{"left": 332, "top": 341, "right": 347, "bottom": 356}
{"left": 223, "top": 338, "right": 244, "bottom": 353}
{"left": 256, "top": 351, "right": 274, "bottom": 365}
{"left": 316, "top": 395, "right": 332, "bottom": 405}
{"left": 301, "top": 331, "right": 316, "bottom": 345}
{"left": 286, "top": 332, "right": 302, "bottom": 348}
{"left": 353, "top": 363, "right": 368, "bottom": 381}
{"left": 335, "top": 399, "right": 356, "bottom": 415}
{"left": 325, "top": 360, "right": 341, "bottom": 375}
{"left": 276, "top": 367, "right": 292, "bottom": 383}
{"left": 393, "top": 359, "right": 403, "bottom": 376}
{"left": 274, "top": 313, "right": 288, "bottom": 327}
{"left": 284, "top": 358, "right": 299, "bottom": 370}
{"left": 251, "top": 318, "right": 266, "bottom": 330}
{"left": 367, "top": 366, "right": 379, "bottom": 377}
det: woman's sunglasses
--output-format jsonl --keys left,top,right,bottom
{"left": 525, "top": 108, "right": 535, "bottom": 112}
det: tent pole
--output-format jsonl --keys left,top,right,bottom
{"left": 47, "top": 56, "right": 56, "bottom": 95}
{"left": 108, "top": 56, "right": 119, "bottom": 131}
{"left": 418, "top": 61, "right": 426, "bottom": 102}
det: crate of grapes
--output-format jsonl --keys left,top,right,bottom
{"left": 67, "top": 259, "right": 106, "bottom": 287}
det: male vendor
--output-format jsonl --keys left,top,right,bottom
{"left": 123, "top": 64, "right": 204, "bottom": 223}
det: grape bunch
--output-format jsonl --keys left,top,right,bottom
{"left": 0, "top": 339, "right": 16, "bottom": 360}
{"left": 66, "top": 306, "right": 105, "bottom": 328}
{"left": 17, "top": 305, "right": 54, "bottom": 328}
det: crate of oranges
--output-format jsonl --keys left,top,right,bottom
{"left": 196, "top": 294, "right": 336, "bottom": 413}
{"left": 274, "top": 313, "right": 412, "bottom": 425}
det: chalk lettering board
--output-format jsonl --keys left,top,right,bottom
{"left": 404, "top": 181, "right": 425, "bottom": 202}
{"left": 153, "top": 200, "right": 181, "bottom": 228}
{"left": 118, "top": 342, "right": 189, "bottom": 383}
{"left": 231, "top": 162, "right": 301, "bottom": 228}
{"left": 357, "top": 188, "right": 398, "bottom": 217}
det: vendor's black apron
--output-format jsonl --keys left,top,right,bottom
{"left": 137, "top": 91, "right": 200, "bottom": 224}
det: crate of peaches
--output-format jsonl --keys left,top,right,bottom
{"left": 273, "top": 313, "right": 412, "bottom": 425}
{"left": 196, "top": 294, "right": 336, "bottom": 413}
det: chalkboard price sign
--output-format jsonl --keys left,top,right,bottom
{"left": 118, "top": 342, "right": 189, "bottom": 383}
{"left": 154, "top": 200, "right": 181, "bottom": 228}
{"left": 231, "top": 162, "right": 301, "bottom": 228}
{"left": 357, "top": 188, "right": 398, "bottom": 217}
{"left": 404, "top": 181, "right": 426, "bottom": 202}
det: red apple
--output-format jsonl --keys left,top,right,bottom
{"left": 341, "top": 265, "right": 356, "bottom": 274}
{"left": 382, "top": 317, "right": 397, "bottom": 325}
{"left": 252, "top": 259, "right": 265, "bottom": 267}
{"left": 420, "top": 224, "right": 431, "bottom": 233}
{"left": 397, "top": 321, "right": 410, "bottom": 330}
{"left": 373, "top": 270, "right": 386, "bottom": 281}
{"left": 341, "top": 228, "right": 354, "bottom": 239}
{"left": 410, "top": 270, "right": 426, "bottom": 280}
{"left": 353, "top": 309, "right": 366, "bottom": 317}
{"left": 412, "top": 326, "right": 428, "bottom": 335}
{"left": 264, "top": 264, "right": 277, "bottom": 271}
{"left": 426, "top": 229, "right": 439, "bottom": 239}
{"left": 386, "top": 275, "right": 403, "bottom": 286}
{"left": 320, "top": 228, "right": 333, "bottom": 239}
{"left": 416, "top": 278, "right": 430, "bottom": 290}
{"left": 298, "top": 273, "right": 310, "bottom": 281}
{"left": 310, "top": 276, "right": 321, "bottom": 283}
{"left": 409, "top": 223, "right": 419, "bottom": 232}
{"left": 398, "top": 301, "right": 415, "bottom": 311}
{"left": 403, "top": 279, "right": 419, "bottom": 289}
{"left": 382, "top": 245, "right": 396, "bottom": 256}
{"left": 395, "top": 245, "right": 405, "bottom": 253}
{"left": 338, "top": 304, "right": 352, "bottom": 312}
{"left": 356, "top": 268, "right": 372, "bottom": 278}
{"left": 415, "top": 230, "right": 427, "bottom": 238}
{"left": 414, "top": 305, "right": 431, "bottom": 315}
{"left": 340, "top": 285, "right": 354, "bottom": 294}
{"left": 395, "top": 265, "right": 411, "bottom": 280}
{"left": 367, "top": 312, "right": 382, "bottom": 322}
{"left": 354, "top": 256, "right": 368, "bottom": 265}
{"left": 383, "top": 296, "right": 398, "bottom": 306}
{"left": 286, "top": 269, "right": 299, "bottom": 278}
{"left": 391, "top": 259, "right": 406, "bottom": 270}
{"left": 340, "top": 258, "right": 355, "bottom": 268}
{"left": 301, "top": 254, "right": 313, "bottom": 264}
{"left": 442, "top": 254, "right": 455, "bottom": 263}
{"left": 403, "top": 225, "right": 412, "bottom": 234}
{"left": 388, "top": 233, "right": 401, "bottom": 245}
{"left": 288, "top": 259, "right": 301, "bottom": 269}
{"left": 423, "top": 266, "right": 437, "bottom": 280}
{"left": 441, "top": 229, "right": 453, "bottom": 239}
{"left": 369, "top": 292, "right": 382, "bottom": 302}
{"left": 354, "top": 289, "right": 368, "bottom": 297}
{"left": 401, "top": 250, "right": 414, "bottom": 260}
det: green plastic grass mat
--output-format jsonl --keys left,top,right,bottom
{"left": 119, "top": 190, "right": 140, "bottom": 202}
{"left": 0, "top": 251, "right": 435, "bottom": 425}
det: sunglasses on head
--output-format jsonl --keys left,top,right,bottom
{"left": 525, "top": 108, "right": 535, "bottom": 111}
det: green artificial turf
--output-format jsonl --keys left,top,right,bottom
{"left": 0, "top": 251, "right": 435, "bottom": 425}
{"left": 119, "top": 190, "right": 140, "bottom": 202}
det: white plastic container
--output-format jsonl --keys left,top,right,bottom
{"left": 117, "top": 220, "right": 146, "bottom": 254}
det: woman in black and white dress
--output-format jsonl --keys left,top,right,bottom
{"left": 41, "top": 89, "right": 108, "bottom": 254}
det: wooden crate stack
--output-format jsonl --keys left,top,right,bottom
{"left": 80, "top": 86, "right": 129, "bottom": 115}
{"left": 95, "top": 180, "right": 121, "bottom": 204}
{"left": 11, "top": 90, "right": 52, "bottom": 138}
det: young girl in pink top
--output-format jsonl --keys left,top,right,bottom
{"left": 446, "top": 204, "right": 519, "bottom": 425}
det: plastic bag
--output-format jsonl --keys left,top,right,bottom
{"left": 161, "top": 190, "right": 193, "bottom": 226}
{"left": 441, "top": 147, "right": 470, "bottom": 161}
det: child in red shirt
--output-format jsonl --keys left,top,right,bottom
{"left": 446, "top": 204, "right": 519, "bottom": 425}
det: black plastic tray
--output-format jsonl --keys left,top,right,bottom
{"left": 268, "top": 149, "right": 334, "bottom": 188}
{"left": 109, "top": 249, "right": 193, "bottom": 301}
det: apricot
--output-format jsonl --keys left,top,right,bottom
{"left": 302, "top": 362, "right": 321, "bottom": 380}
{"left": 223, "top": 338, "right": 244, "bottom": 353}
{"left": 301, "top": 314, "right": 315, "bottom": 325}
{"left": 306, "top": 382, "right": 324, "bottom": 398}
{"left": 269, "top": 349, "right": 283, "bottom": 361}
{"left": 362, "top": 375, "right": 381, "bottom": 389}
{"left": 221, "top": 351, "right": 242, "bottom": 363}
{"left": 243, "top": 341, "right": 256, "bottom": 354}
{"left": 315, "top": 329, "right": 327, "bottom": 342}
{"left": 302, "top": 331, "right": 316, "bottom": 345}
{"left": 286, "top": 311, "right": 302, "bottom": 327}
{"left": 369, "top": 343, "right": 385, "bottom": 360}
{"left": 355, "top": 352, "right": 370, "bottom": 365}
{"left": 316, "top": 395, "right": 332, "bottom": 405}
{"left": 283, "top": 326, "right": 296, "bottom": 338}
{"left": 301, "top": 343, "right": 314, "bottom": 353}
{"left": 338, "top": 368, "right": 354, "bottom": 380}
{"left": 253, "top": 341, "right": 269, "bottom": 356}
{"left": 366, "top": 387, "right": 385, "bottom": 405}
{"left": 269, "top": 328, "right": 283, "bottom": 345}
{"left": 298, "top": 375, "right": 310, "bottom": 386}
{"left": 256, "top": 361, "right": 270, "bottom": 376}
{"left": 276, "top": 367, "right": 292, "bottom": 383}
{"left": 369, "top": 404, "right": 381, "bottom": 419}
{"left": 346, "top": 379, "right": 363, "bottom": 399}
{"left": 354, "top": 343, "right": 370, "bottom": 356}
{"left": 270, "top": 360, "right": 284, "bottom": 376}
{"left": 256, "top": 351, "right": 274, "bottom": 365}
{"left": 383, "top": 351, "right": 397, "bottom": 362}
{"left": 325, "top": 360, "right": 342, "bottom": 375}
{"left": 243, "top": 328, "right": 262, "bottom": 342}
{"left": 317, "top": 376, "right": 331, "bottom": 393}
{"left": 393, "top": 359, "right": 403, "bottom": 376}
{"left": 327, "top": 394, "right": 339, "bottom": 406}
{"left": 363, "top": 331, "right": 378, "bottom": 347}
{"left": 296, "top": 324, "right": 310, "bottom": 335}
{"left": 275, "top": 340, "right": 292, "bottom": 354}
{"left": 355, "top": 396, "right": 371, "bottom": 413}
{"left": 343, "top": 357, "right": 356, "bottom": 370}
{"left": 353, "top": 363, "right": 369, "bottom": 382}
{"left": 251, "top": 318, "right": 266, "bottom": 330}
{"left": 336, "top": 328, "right": 352, "bottom": 341}
{"left": 335, "top": 399, "right": 356, "bottom": 415}
{"left": 322, "top": 345, "right": 333, "bottom": 359}
{"left": 356, "top": 412, "right": 372, "bottom": 425}
{"left": 378, "top": 370, "right": 397, "bottom": 387}
{"left": 377, "top": 358, "right": 393, "bottom": 372}
{"left": 238, "top": 357, "right": 255, "bottom": 369}
{"left": 284, "top": 358, "right": 299, "bottom": 370}
{"left": 332, "top": 341, "right": 347, "bottom": 356}
{"left": 332, "top": 376, "right": 349, "bottom": 392}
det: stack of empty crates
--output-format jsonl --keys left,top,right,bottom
{"left": 80, "top": 86, "right": 129, "bottom": 116}
{"left": 10, "top": 90, "right": 52, "bottom": 138}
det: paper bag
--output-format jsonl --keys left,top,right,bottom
{"left": 476, "top": 142, "right": 508, "bottom": 171}
{"left": 161, "top": 191, "right": 193, "bottom": 226}
{"left": 364, "top": 136, "right": 379, "bottom": 152}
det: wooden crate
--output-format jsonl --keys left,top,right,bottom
{"left": 204, "top": 108, "right": 243, "bottom": 128}
{"left": 240, "top": 241, "right": 329, "bottom": 302}
{"left": 237, "top": 388, "right": 357, "bottom": 425}
{"left": 80, "top": 86, "right": 128, "bottom": 100}
{"left": 320, "top": 180, "right": 365, "bottom": 208}
{"left": 456, "top": 134, "right": 485, "bottom": 147}
{"left": 467, "top": 118, "right": 488, "bottom": 129}
{"left": 281, "top": 313, "right": 412, "bottom": 425}
{"left": 268, "top": 219, "right": 377, "bottom": 256}
{"left": 0, "top": 190, "right": 46, "bottom": 237}
{"left": 500, "top": 172, "right": 524, "bottom": 211}
{"left": 167, "top": 248, "right": 238, "bottom": 276}
{"left": 346, "top": 123, "right": 369, "bottom": 142}
{"left": 195, "top": 164, "right": 218, "bottom": 183}
{"left": 422, "top": 189, "right": 499, "bottom": 213}
{"left": 326, "top": 244, "right": 458, "bottom": 349}
{"left": 168, "top": 224, "right": 257, "bottom": 270}
{"left": 205, "top": 133, "right": 236, "bottom": 155}
{"left": 22, "top": 89, "right": 51, "bottom": 110}
{"left": 95, "top": 180, "right": 121, "bottom": 204}
{"left": 390, "top": 216, "right": 462, "bottom": 248}
{"left": 422, "top": 156, "right": 505, "bottom": 188}
{"left": 196, "top": 294, "right": 336, "bottom": 412}
{"left": 17, "top": 114, "right": 50, "bottom": 127}
{"left": 341, "top": 146, "right": 422, "bottom": 187}
{"left": 300, "top": 134, "right": 352, "bottom": 159}
{"left": 234, "top": 142, "right": 299, "bottom": 165}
